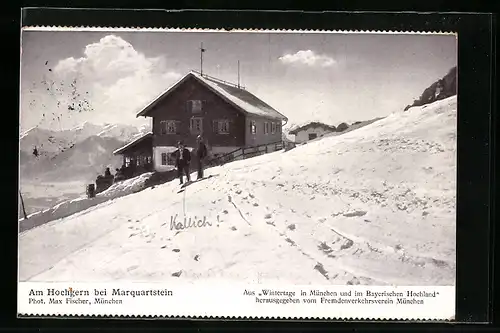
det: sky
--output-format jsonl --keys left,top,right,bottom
{"left": 20, "top": 30, "right": 457, "bottom": 132}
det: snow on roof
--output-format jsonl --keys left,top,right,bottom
{"left": 288, "top": 122, "right": 337, "bottom": 135}
{"left": 113, "top": 132, "right": 153, "bottom": 155}
{"left": 136, "top": 71, "right": 288, "bottom": 121}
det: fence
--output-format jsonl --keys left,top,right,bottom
{"left": 207, "top": 141, "right": 284, "bottom": 167}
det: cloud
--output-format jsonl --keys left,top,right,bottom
{"left": 28, "top": 35, "right": 182, "bottom": 129}
{"left": 279, "top": 50, "right": 336, "bottom": 68}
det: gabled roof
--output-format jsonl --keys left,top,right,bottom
{"left": 136, "top": 71, "right": 288, "bottom": 121}
{"left": 288, "top": 122, "right": 337, "bottom": 135}
{"left": 113, "top": 132, "right": 153, "bottom": 155}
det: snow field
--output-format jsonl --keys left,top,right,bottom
{"left": 19, "top": 96, "right": 457, "bottom": 286}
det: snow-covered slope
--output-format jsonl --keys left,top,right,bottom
{"left": 19, "top": 173, "right": 154, "bottom": 233}
{"left": 19, "top": 96, "right": 456, "bottom": 286}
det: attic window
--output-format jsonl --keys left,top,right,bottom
{"left": 187, "top": 100, "right": 203, "bottom": 113}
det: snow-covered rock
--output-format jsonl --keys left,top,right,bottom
{"left": 19, "top": 96, "right": 457, "bottom": 286}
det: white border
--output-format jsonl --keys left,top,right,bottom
{"left": 19, "top": 282, "right": 455, "bottom": 319}
{"left": 21, "top": 27, "right": 457, "bottom": 35}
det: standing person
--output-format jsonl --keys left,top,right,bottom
{"left": 173, "top": 141, "right": 191, "bottom": 185}
{"left": 196, "top": 135, "right": 208, "bottom": 180}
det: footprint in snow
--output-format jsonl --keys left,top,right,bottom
{"left": 194, "top": 254, "right": 200, "bottom": 261}
{"left": 340, "top": 239, "right": 354, "bottom": 250}
{"left": 171, "top": 270, "right": 182, "bottom": 277}
{"left": 127, "top": 265, "right": 139, "bottom": 272}
{"left": 253, "top": 203, "right": 259, "bottom": 207}
{"left": 343, "top": 210, "right": 367, "bottom": 217}
{"left": 231, "top": 226, "right": 237, "bottom": 231}
{"left": 172, "top": 249, "right": 180, "bottom": 252}
{"left": 287, "top": 224, "right": 296, "bottom": 231}
{"left": 264, "top": 213, "right": 272, "bottom": 219}
{"left": 314, "top": 263, "right": 329, "bottom": 280}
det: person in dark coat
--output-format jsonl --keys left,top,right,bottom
{"left": 195, "top": 135, "right": 208, "bottom": 180}
{"left": 104, "top": 167, "right": 112, "bottom": 178}
{"left": 172, "top": 141, "right": 191, "bottom": 184}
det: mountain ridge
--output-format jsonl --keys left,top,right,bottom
{"left": 20, "top": 122, "right": 151, "bottom": 183}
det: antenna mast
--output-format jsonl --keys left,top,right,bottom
{"left": 200, "top": 42, "right": 206, "bottom": 76}
{"left": 237, "top": 60, "right": 240, "bottom": 88}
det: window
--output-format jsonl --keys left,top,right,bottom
{"left": 213, "top": 120, "right": 230, "bottom": 134}
{"left": 187, "top": 100, "right": 203, "bottom": 113}
{"left": 161, "top": 153, "right": 167, "bottom": 165}
{"left": 264, "top": 122, "right": 269, "bottom": 134}
{"left": 271, "top": 122, "right": 276, "bottom": 134}
{"left": 125, "top": 156, "right": 131, "bottom": 167}
{"left": 160, "top": 120, "right": 177, "bottom": 135}
{"left": 308, "top": 133, "right": 318, "bottom": 140}
{"left": 190, "top": 117, "right": 203, "bottom": 134}
{"left": 250, "top": 121, "right": 256, "bottom": 134}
